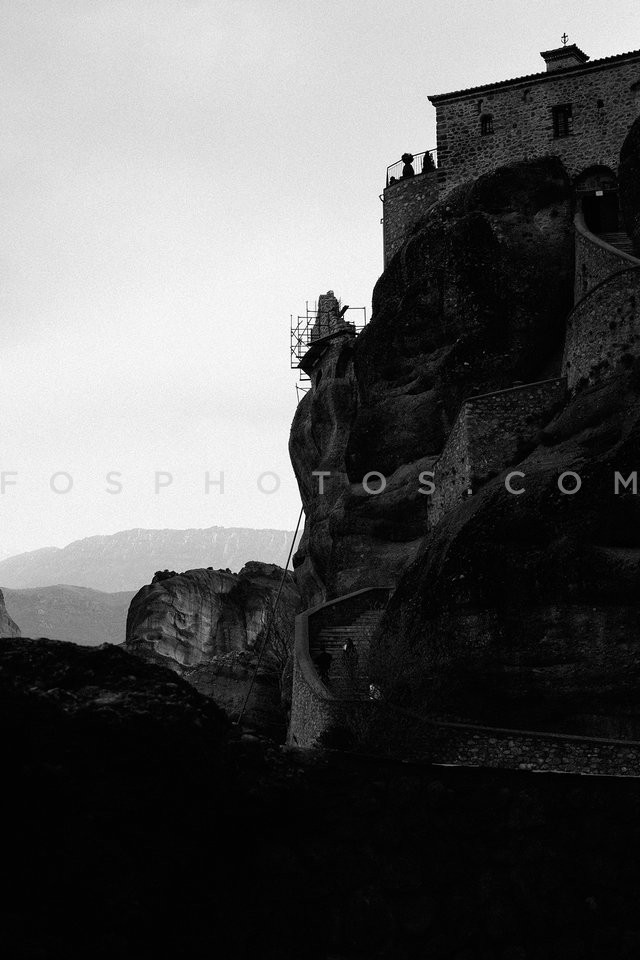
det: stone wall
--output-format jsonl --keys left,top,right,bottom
{"left": 430, "top": 379, "right": 566, "bottom": 526}
{"left": 429, "top": 404, "right": 470, "bottom": 526}
{"left": 430, "top": 721, "right": 640, "bottom": 777}
{"left": 289, "top": 653, "right": 336, "bottom": 747}
{"left": 289, "top": 587, "right": 391, "bottom": 746}
{"left": 430, "top": 54, "right": 640, "bottom": 194}
{"left": 382, "top": 171, "right": 440, "bottom": 265}
{"left": 290, "top": 681, "right": 640, "bottom": 775}
{"left": 564, "top": 266, "right": 640, "bottom": 390}
{"left": 574, "top": 212, "right": 640, "bottom": 301}
{"left": 465, "top": 379, "right": 567, "bottom": 479}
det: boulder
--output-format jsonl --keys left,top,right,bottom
{"left": 125, "top": 563, "right": 299, "bottom": 737}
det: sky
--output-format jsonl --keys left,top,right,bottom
{"left": 0, "top": 0, "right": 638, "bottom": 558}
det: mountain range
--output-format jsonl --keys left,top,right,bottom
{"left": 0, "top": 525, "right": 300, "bottom": 593}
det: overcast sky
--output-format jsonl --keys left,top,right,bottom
{"left": 0, "top": 0, "right": 638, "bottom": 558}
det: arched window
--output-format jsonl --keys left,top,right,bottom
{"left": 480, "top": 114, "right": 494, "bottom": 136}
{"left": 574, "top": 166, "right": 619, "bottom": 234}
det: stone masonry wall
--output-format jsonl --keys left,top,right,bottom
{"left": 430, "top": 723, "right": 640, "bottom": 777}
{"left": 564, "top": 267, "right": 640, "bottom": 390}
{"left": 382, "top": 171, "right": 440, "bottom": 265}
{"left": 289, "top": 588, "right": 390, "bottom": 746}
{"left": 289, "top": 678, "right": 640, "bottom": 774}
{"left": 574, "top": 213, "right": 640, "bottom": 300}
{"left": 289, "top": 654, "right": 335, "bottom": 747}
{"left": 465, "top": 379, "right": 567, "bottom": 481}
{"left": 432, "top": 56, "right": 640, "bottom": 194}
{"left": 429, "top": 404, "right": 470, "bottom": 526}
{"left": 430, "top": 379, "right": 566, "bottom": 526}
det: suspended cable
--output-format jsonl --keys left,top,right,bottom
{"left": 234, "top": 504, "right": 305, "bottom": 726}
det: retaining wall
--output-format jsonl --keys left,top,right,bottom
{"left": 422, "top": 718, "right": 640, "bottom": 777}
{"left": 574, "top": 211, "right": 640, "bottom": 300}
{"left": 382, "top": 171, "right": 440, "bottom": 266}
{"left": 564, "top": 266, "right": 640, "bottom": 390}
{"left": 430, "top": 378, "right": 566, "bottom": 526}
{"left": 288, "top": 587, "right": 391, "bottom": 747}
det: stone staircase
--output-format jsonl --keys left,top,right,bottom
{"left": 313, "top": 608, "right": 385, "bottom": 698}
{"left": 597, "top": 231, "right": 636, "bottom": 257}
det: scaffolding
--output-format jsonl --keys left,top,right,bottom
{"left": 290, "top": 299, "right": 367, "bottom": 402}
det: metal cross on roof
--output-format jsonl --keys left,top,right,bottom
{"left": 561, "top": 32, "right": 569, "bottom": 45}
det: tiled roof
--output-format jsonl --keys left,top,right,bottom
{"left": 428, "top": 48, "right": 640, "bottom": 103}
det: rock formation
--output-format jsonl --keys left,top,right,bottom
{"left": 290, "top": 150, "right": 640, "bottom": 737}
{"left": 371, "top": 366, "right": 640, "bottom": 736}
{"left": 290, "top": 157, "right": 574, "bottom": 607}
{"left": 125, "top": 562, "right": 299, "bottom": 736}
{"left": 0, "top": 588, "right": 20, "bottom": 637}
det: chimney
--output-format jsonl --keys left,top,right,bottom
{"left": 540, "top": 44, "right": 589, "bottom": 72}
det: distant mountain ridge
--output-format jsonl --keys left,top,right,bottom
{"left": 0, "top": 526, "right": 300, "bottom": 592}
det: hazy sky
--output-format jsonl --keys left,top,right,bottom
{"left": 1, "top": 0, "right": 638, "bottom": 557}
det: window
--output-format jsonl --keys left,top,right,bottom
{"left": 552, "top": 104, "right": 573, "bottom": 138}
{"left": 480, "top": 113, "right": 494, "bottom": 136}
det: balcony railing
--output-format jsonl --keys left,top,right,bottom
{"left": 385, "top": 150, "right": 437, "bottom": 188}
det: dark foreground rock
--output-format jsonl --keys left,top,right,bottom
{"left": 3, "top": 638, "right": 640, "bottom": 959}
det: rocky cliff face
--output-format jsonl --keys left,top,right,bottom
{"left": 291, "top": 149, "right": 640, "bottom": 736}
{"left": 371, "top": 368, "right": 640, "bottom": 736}
{"left": 0, "top": 588, "right": 20, "bottom": 637}
{"left": 125, "top": 562, "right": 299, "bottom": 736}
{"left": 290, "top": 157, "right": 574, "bottom": 607}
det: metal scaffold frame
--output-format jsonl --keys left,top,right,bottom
{"left": 290, "top": 300, "right": 367, "bottom": 401}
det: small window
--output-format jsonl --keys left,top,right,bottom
{"left": 477, "top": 99, "right": 483, "bottom": 114}
{"left": 552, "top": 104, "right": 573, "bottom": 138}
{"left": 480, "top": 114, "right": 494, "bottom": 136}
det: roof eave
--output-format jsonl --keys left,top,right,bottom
{"left": 428, "top": 48, "right": 640, "bottom": 105}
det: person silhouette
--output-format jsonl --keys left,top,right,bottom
{"left": 315, "top": 644, "right": 332, "bottom": 686}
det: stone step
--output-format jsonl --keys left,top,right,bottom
{"left": 598, "top": 231, "right": 636, "bottom": 256}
